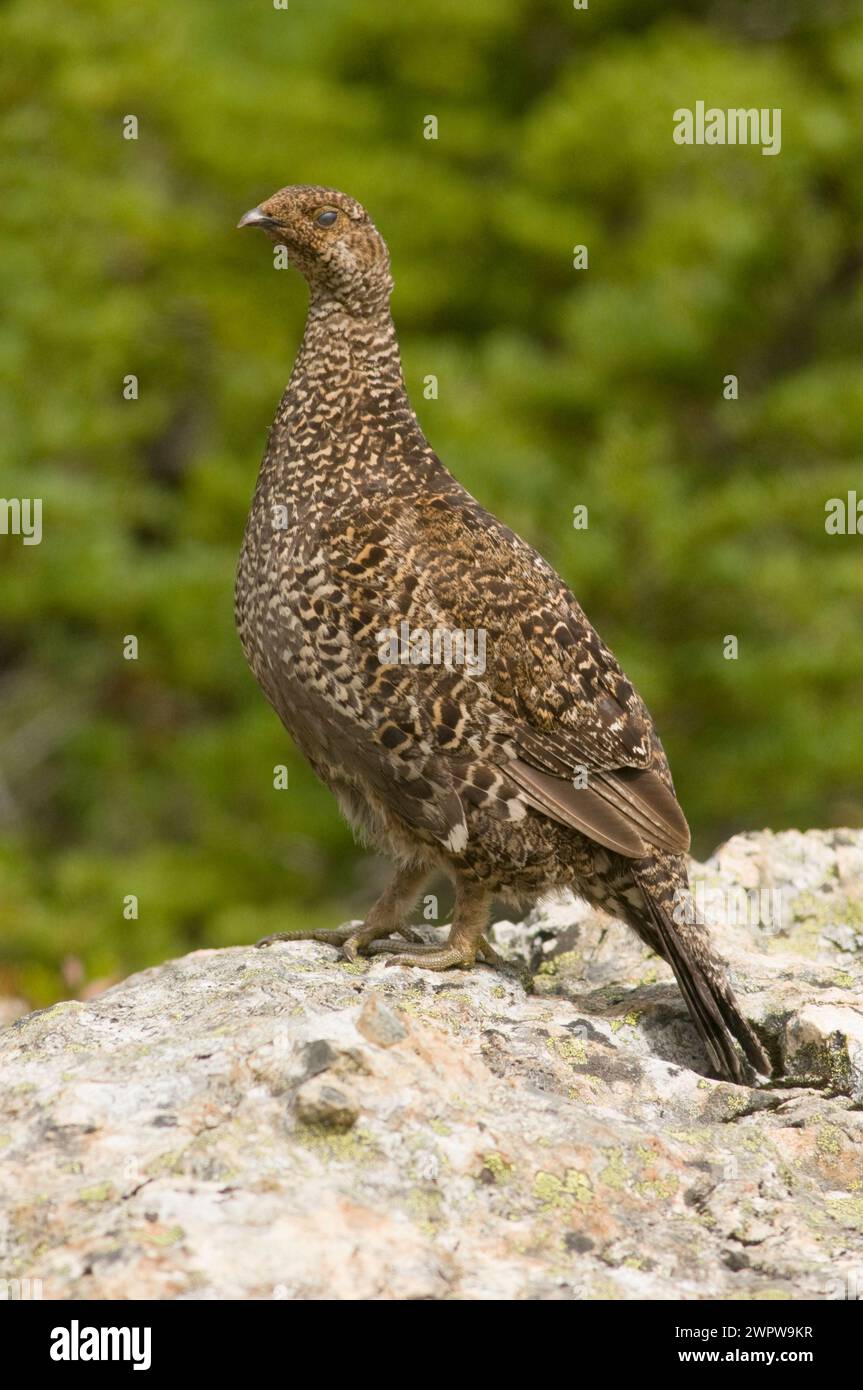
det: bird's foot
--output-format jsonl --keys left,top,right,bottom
{"left": 382, "top": 932, "right": 506, "bottom": 973}
{"left": 256, "top": 923, "right": 357, "bottom": 950}
{"left": 255, "top": 919, "right": 422, "bottom": 962}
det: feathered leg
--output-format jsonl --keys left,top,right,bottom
{"left": 383, "top": 880, "right": 504, "bottom": 971}
{"left": 256, "top": 861, "right": 429, "bottom": 960}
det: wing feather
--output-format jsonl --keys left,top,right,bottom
{"left": 507, "top": 758, "right": 648, "bottom": 857}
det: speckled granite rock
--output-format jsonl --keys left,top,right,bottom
{"left": 0, "top": 830, "right": 861, "bottom": 1301}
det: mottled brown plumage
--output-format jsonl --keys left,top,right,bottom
{"left": 235, "top": 184, "right": 770, "bottom": 1085}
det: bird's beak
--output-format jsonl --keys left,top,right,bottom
{"left": 237, "top": 206, "right": 278, "bottom": 230}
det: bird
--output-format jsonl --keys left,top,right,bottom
{"left": 234, "top": 184, "right": 771, "bottom": 1085}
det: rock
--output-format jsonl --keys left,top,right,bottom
{"left": 784, "top": 1004, "right": 863, "bottom": 1098}
{"left": 0, "top": 829, "right": 861, "bottom": 1301}
{"left": 294, "top": 1077, "right": 359, "bottom": 1131}
{"left": 356, "top": 993, "right": 408, "bottom": 1048}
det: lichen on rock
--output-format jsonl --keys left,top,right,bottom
{"left": 0, "top": 830, "right": 861, "bottom": 1300}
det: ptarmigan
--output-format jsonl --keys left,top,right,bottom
{"left": 235, "top": 184, "right": 770, "bottom": 1084}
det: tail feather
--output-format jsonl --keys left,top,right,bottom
{"left": 633, "top": 872, "right": 771, "bottom": 1084}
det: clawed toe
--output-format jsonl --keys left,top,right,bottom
{"left": 363, "top": 933, "right": 425, "bottom": 956}
{"left": 256, "top": 923, "right": 360, "bottom": 950}
{"left": 476, "top": 934, "right": 507, "bottom": 969}
{"left": 385, "top": 944, "right": 478, "bottom": 971}
{"left": 381, "top": 932, "right": 520, "bottom": 978}
{"left": 256, "top": 920, "right": 425, "bottom": 959}
{"left": 255, "top": 931, "right": 294, "bottom": 949}
{"left": 344, "top": 922, "right": 425, "bottom": 958}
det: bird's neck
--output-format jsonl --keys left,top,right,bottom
{"left": 278, "top": 294, "right": 420, "bottom": 442}
{"left": 253, "top": 291, "right": 440, "bottom": 514}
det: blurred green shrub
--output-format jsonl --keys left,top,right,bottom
{"left": 2, "top": 0, "right": 861, "bottom": 1002}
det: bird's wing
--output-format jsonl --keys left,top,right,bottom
{"left": 407, "top": 492, "right": 691, "bottom": 857}
{"left": 293, "top": 487, "right": 689, "bottom": 860}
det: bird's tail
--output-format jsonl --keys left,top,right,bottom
{"left": 631, "top": 867, "right": 771, "bottom": 1085}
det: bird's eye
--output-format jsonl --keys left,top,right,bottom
{"left": 316, "top": 209, "right": 338, "bottom": 228}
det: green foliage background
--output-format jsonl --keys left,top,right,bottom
{"left": 2, "top": 0, "right": 862, "bottom": 1003}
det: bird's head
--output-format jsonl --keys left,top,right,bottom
{"left": 237, "top": 184, "right": 393, "bottom": 317}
